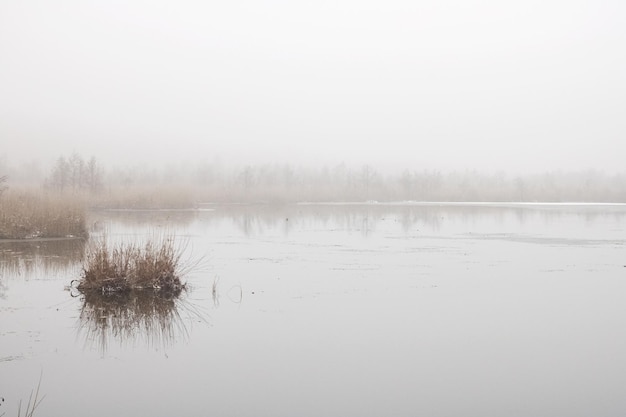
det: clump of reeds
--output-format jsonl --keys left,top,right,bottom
{"left": 77, "top": 236, "right": 187, "bottom": 294}
{"left": 0, "top": 189, "right": 88, "bottom": 239}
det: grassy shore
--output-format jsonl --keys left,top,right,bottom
{"left": 0, "top": 189, "right": 88, "bottom": 239}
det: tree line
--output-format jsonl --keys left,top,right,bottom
{"left": 44, "top": 153, "right": 103, "bottom": 193}
{"left": 103, "top": 162, "right": 626, "bottom": 203}
{"left": 3, "top": 154, "right": 626, "bottom": 203}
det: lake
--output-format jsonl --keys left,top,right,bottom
{"left": 1, "top": 203, "right": 626, "bottom": 417}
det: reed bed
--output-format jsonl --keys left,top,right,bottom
{"left": 91, "top": 185, "right": 197, "bottom": 210}
{"left": 77, "top": 236, "right": 187, "bottom": 294}
{"left": 0, "top": 189, "right": 88, "bottom": 239}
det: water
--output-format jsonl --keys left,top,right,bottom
{"left": 1, "top": 203, "right": 626, "bottom": 416}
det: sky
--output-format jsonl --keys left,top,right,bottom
{"left": 1, "top": 0, "right": 625, "bottom": 174}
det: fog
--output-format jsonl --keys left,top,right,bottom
{"left": 1, "top": 0, "right": 626, "bottom": 174}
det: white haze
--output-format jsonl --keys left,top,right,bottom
{"left": 1, "top": 0, "right": 625, "bottom": 174}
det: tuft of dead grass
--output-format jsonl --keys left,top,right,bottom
{"left": 0, "top": 189, "right": 88, "bottom": 239}
{"left": 77, "top": 235, "right": 187, "bottom": 294}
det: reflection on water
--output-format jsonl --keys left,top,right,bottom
{"left": 90, "top": 203, "right": 626, "bottom": 238}
{"left": 194, "top": 202, "right": 626, "bottom": 236}
{"left": 0, "top": 238, "right": 85, "bottom": 297}
{"left": 0, "top": 278, "right": 6, "bottom": 300}
{"left": 76, "top": 288, "right": 203, "bottom": 354}
{"left": 193, "top": 203, "right": 453, "bottom": 236}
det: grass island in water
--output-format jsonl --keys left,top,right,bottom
{"left": 76, "top": 236, "right": 187, "bottom": 294}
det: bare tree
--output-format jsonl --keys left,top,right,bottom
{"left": 85, "top": 156, "right": 103, "bottom": 192}
{"left": 47, "top": 156, "right": 67, "bottom": 191}
{"left": 238, "top": 166, "right": 255, "bottom": 191}
{"left": 68, "top": 153, "right": 84, "bottom": 191}
{"left": 46, "top": 154, "right": 103, "bottom": 193}
{"left": 0, "top": 175, "right": 7, "bottom": 196}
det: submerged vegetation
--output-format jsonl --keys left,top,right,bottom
{"left": 76, "top": 236, "right": 187, "bottom": 294}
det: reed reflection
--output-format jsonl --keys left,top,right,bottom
{"left": 199, "top": 204, "right": 516, "bottom": 235}
{"left": 0, "top": 238, "right": 85, "bottom": 278}
{"left": 201, "top": 203, "right": 626, "bottom": 236}
{"left": 76, "top": 287, "right": 203, "bottom": 354}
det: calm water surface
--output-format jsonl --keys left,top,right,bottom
{"left": 1, "top": 203, "right": 626, "bottom": 417}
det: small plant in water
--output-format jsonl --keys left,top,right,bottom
{"left": 16, "top": 373, "right": 44, "bottom": 417}
{"left": 0, "top": 372, "right": 45, "bottom": 417}
{"left": 77, "top": 235, "right": 187, "bottom": 294}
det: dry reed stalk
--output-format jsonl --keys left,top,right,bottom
{"left": 9, "top": 372, "right": 45, "bottom": 417}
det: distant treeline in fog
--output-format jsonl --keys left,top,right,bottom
{"left": 2, "top": 154, "right": 626, "bottom": 204}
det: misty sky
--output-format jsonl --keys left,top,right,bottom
{"left": 1, "top": 0, "right": 625, "bottom": 173}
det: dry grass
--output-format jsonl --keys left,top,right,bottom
{"left": 77, "top": 235, "right": 187, "bottom": 294}
{"left": 0, "top": 372, "right": 45, "bottom": 417}
{"left": 91, "top": 185, "right": 197, "bottom": 209}
{"left": 16, "top": 373, "right": 44, "bottom": 417}
{"left": 0, "top": 189, "right": 88, "bottom": 239}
